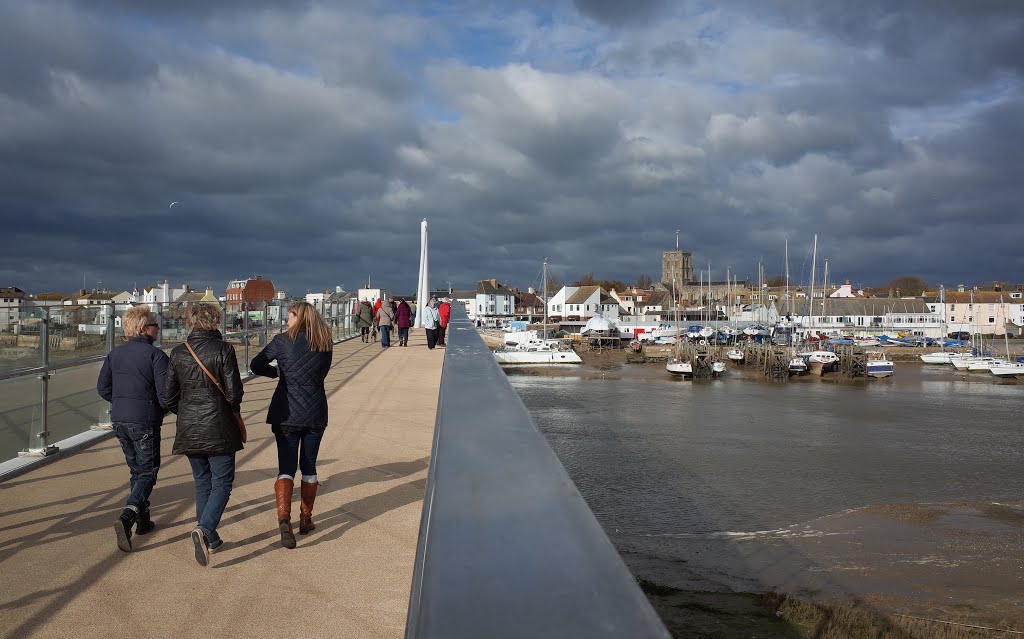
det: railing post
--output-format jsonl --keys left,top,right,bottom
{"left": 105, "top": 303, "right": 115, "bottom": 353}
{"left": 154, "top": 302, "right": 164, "bottom": 348}
{"left": 21, "top": 306, "right": 57, "bottom": 457}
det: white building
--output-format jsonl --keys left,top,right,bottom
{"left": 142, "top": 281, "right": 191, "bottom": 305}
{"left": 0, "top": 287, "right": 25, "bottom": 330}
{"left": 548, "top": 286, "right": 624, "bottom": 322}
{"left": 470, "top": 279, "right": 514, "bottom": 326}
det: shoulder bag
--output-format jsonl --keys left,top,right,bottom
{"left": 183, "top": 340, "right": 247, "bottom": 443}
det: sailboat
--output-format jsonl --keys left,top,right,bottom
{"left": 666, "top": 270, "right": 693, "bottom": 377}
{"left": 494, "top": 259, "right": 582, "bottom": 366}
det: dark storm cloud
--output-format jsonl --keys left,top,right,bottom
{"left": 1, "top": 0, "right": 1022, "bottom": 297}
{"left": 571, "top": 0, "right": 670, "bottom": 26}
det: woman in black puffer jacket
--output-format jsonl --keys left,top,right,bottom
{"left": 166, "top": 302, "right": 243, "bottom": 567}
{"left": 251, "top": 301, "right": 333, "bottom": 549}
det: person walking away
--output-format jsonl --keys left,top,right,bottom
{"left": 97, "top": 305, "right": 169, "bottom": 552}
{"left": 377, "top": 298, "right": 395, "bottom": 348}
{"left": 165, "top": 303, "right": 244, "bottom": 567}
{"left": 422, "top": 297, "right": 440, "bottom": 349}
{"left": 437, "top": 298, "right": 452, "bottom": 346}
{"left": 355, "top": 300, "right": 374, "bottom": 342}
{"left": 395, "top": 299, "right": 412, "bottom": 346}
{"left": 250, "top": 302, "right": 333, "bottom": 548}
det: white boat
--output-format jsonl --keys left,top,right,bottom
{"left": 865, "top": 351, "right": 894, "bottom": 378}
{"left": 743, "top": 324, "right": 771, "bottom": 337}
{"left": 493, "top": 346, "right": 583, "bottom": 365}
{"left": 951, "top": 356, "right": 991, "bottom": 371}
{"left": 921, "top": 350, "right": 966, "bottom": 364}
{"left": 801, "top": 350, "right": 838, "bottom": 376}
{"left": 990, "top": 362, "right": 1024, "bottom": 378}
{"left": 699, "top": 326, "right": 715, "bottom": 339}
{"left": 495, "top": 259, "right": 582, "bottom": 366}
{"left": 853, "top": 337, "right": 880, "bottom": 347}
{"left": 666, "top": 357, "right": 692, "bottom": 377}
{"left": 967, "top": 358, "right": 1009, "bottom": 372}
{"left": 712, "top": 360, "right": 726, "bottom": 375}
{"left": 686, "top": 325, "right": 704, "bottom": 340}
{"left": 726, "top": 348, "right": 745, "bottom": 362}
{"left": 788, "top": 357, "right": 808, "bottom": 375}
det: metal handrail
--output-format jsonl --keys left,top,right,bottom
{"left": 2, "top": 299, "right": 358, "bottom": 459}
{"left": 405, "top": 306, "right": 670, "bottom": 638}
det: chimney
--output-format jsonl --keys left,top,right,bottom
{"left": 994, "top": 281, "right": 1002, "bottom": 292}
{"left": 957, "top": 284, "right": 965, "bottom": 293}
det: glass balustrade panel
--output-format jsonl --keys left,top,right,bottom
{"left": 47, "top": 362, "right": 107, "bottom": 445}
{"left": 0, "top": 375, "right": 42, "bottom": 462}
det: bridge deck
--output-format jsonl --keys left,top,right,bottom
{"left": 0, "top": 333, "right": 443, "bottom": 638}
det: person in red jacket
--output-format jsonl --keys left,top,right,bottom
{"left": 437, "top": 298, "right": 451, "bottom": 346}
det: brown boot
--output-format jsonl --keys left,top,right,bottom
{"left": 275, "top": 478, "right": 296, "bottom": 549}
{"left": 299, "top": 481, "right": 319, "bottom": 534}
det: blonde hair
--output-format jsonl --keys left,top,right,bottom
{"left": 288, "top": 302, "right": 333, "bottom": 352}
{"left": 123, "top": 305, "right": 154, "bottom": 337}
{"left": 183, "top": 303, "right": 221, "bottom": 331}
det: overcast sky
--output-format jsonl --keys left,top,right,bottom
{"left": 2, "top": 0, "right": 1022, "bottom": 295}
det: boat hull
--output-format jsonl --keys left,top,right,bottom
{"left": 494, "top": 350, "right": 582, "bottom": 365}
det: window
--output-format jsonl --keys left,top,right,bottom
{"left": 989, "top": 317, "right": 995, "bottom": 323}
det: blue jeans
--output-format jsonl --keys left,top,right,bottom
{"left": 275, "top": 430, "right": 324, "bottom": 478}
{"left": 380, "top": 325, "right": 391, "bottom": 347}
{"left": 187, "top": 454, "right": 235, "bottom": 545}
{"left": 397, "top": 327, "right": 409, "bottom": 345}
{"left": 113, "top": 422, "right": 161, "bottom": 511}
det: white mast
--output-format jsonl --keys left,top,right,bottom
{"left": 808, "top": 234, "right": 818, "bottom": 336}
{"left": 822, "top": 258, "right": 829, "bottom": 335}
{"left": 415, "top": 218, "right": 429, "bottom": 327}
{"left": 784, "top": 237, "right": 790, "bottom": 316}
{"left": 542, "top": 258, "right": 548, "bottom": 339}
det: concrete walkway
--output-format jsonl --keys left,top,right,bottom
{"left": 0, "top": 332, "right": 444, "bottom": 639}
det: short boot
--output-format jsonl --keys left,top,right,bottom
{"left": 275, "top": 478, "right": 296, "bottom": 549}
{"left": 114, "top": 508, "right": 137, "bottom": 552}
{"left": 135, "top": 508, "right": 155, "bottom": 535}
{"left": 299, "top": 481, "right": 319, "bottom": 535}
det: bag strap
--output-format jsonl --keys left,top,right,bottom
{"left": 184, "top": 340, "right": 229, "bottom": 401}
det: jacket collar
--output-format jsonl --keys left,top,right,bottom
{"left": 129, "top": 335, "right": 155, "bottom": 345}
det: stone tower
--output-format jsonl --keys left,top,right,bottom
{"left": 661, "top": 231, "right": 693, "bottom": 286}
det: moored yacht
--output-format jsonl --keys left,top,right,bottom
{"left": 865, "top": 351, "right": 894, "bottom": 378}
{"left": 801, "top": 350, "right": 838, "bottom": 376}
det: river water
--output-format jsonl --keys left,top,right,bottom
{"left": 507, "top": 363, "right": 1024, "bottom": 600}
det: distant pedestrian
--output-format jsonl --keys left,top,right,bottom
{"left": 165, "top": 303, "right": 244, "bottom": 567}
{"left": 251, "top": 302, "right": 333, "bottom": 549}
{"left": 97, "top": 304, "right": 169, "bottom": 552}
{"left": 355, "top": 300, "right": 374, "bottom": 342}
{"left": 437, "top": 298, "right": 451, "bottom": 346}
{"left": 395, "top": 298, "right": 412, "bottom": 346}
{"left": 377, "top": 298, "right": 395, "bottom": 347}
{"left": 422, "top": 297, "right": 440, "bottom": 349}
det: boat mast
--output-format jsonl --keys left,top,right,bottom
{"left": 1002, "top": 295, "right": 1010, "bottom": 360}
{"left": 808, "top": 234, "right": 818, "bottom": 339}
{"left": 822, "top": 258, "right": 829, "bottom": 336}
{"left": 784, "top": 237, "right": 790, "bottom": 317}
{"left": 542, "top": 257, "right": 548, "bottom": 340}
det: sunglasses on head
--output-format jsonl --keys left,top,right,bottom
{"left": 144, "top": 322, "right": 159, "bottom": 328}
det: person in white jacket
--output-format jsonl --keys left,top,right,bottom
{"left": 421, "top": 297, "right": 440, "bottom": 349}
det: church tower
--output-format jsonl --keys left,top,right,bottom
{"left": 661, "top": 230, "right": 693, "bottom": 286}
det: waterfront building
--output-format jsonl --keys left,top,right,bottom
{"left": 470, "top": 279, "right": 515, "bottom": 327}
{"left": 0, "top": 286, "right": 25, "bottom": 331}
{"left": 547, "top": 285, "right": 624, "bottom": 323}
{"left": 924, "top": 285, "right": 1024, "bottom": 337}
{"left": 225, "top": 275, "right": 275, "bottom": 313}
{"left": 141, "top": 280, "right": 191, "bottom": 305}
{"left": 795, "top": 297, "right": 940, "bottom": 339}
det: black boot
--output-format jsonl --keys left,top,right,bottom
{"left": 114, "top": 508, "right": 137, "bottom": 552}
{"left": 136, "top": 509, "right": 155, "bottom": 534}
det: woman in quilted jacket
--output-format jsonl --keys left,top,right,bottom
{"left": 166, "top": 303, "right": 243, "bottom": 567}
{"left": 251, "top": 301, "right": 333, "bottom": 549}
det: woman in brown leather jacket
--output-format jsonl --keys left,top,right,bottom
{"left": 165, "top": 303, "right": 243, "bottom": 567}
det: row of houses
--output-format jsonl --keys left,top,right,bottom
{"left": 450, "top": 278, "right": 1024, "bottom": 338}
